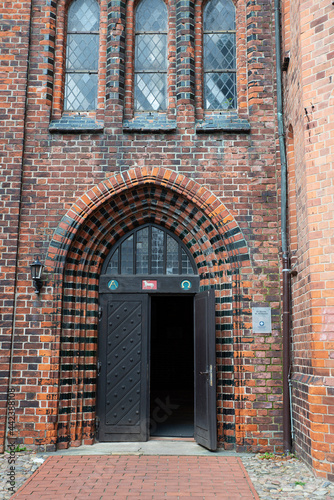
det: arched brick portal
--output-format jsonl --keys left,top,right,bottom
{"left": 45, "top": 168, "right": 251, "bottom": 450}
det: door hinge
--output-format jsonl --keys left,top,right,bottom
{"left": 98, "top": 306, "right": 103, "bottom": 320}
{"left": 97, "top": 359, "right": 102, "bottom": 376}
{"left": 95, "top": 416, "right": 100, "bottom": 436}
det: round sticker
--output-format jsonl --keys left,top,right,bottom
{"left": 108, "top": 279, "right": 119, "bottom": 290}
{"left": 181, "top": 280, "right": 192, "bottom": 290}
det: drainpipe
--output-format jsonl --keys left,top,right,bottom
{"left": 274, "top": 0, "right": 292, "bottom": 453}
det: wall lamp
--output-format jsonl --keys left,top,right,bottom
{"left": 30, "top": 256, "right": 44, "bottom": 294}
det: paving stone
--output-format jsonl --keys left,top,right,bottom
{"left": 241, "top": 454, "right": 334, "bottom": 499}
{"left": 0, "top": 451, "right": 333, "bottom": 500}
{"left": 0, "top": 451, "right": 47, "bottom": 500}
{"left": 3, "top": 455, "right": 258, "bottom": 500}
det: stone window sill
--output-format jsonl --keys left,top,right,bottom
{"left": 123, "top": 112, "right": 176, "bottom": 133}
{"left": 49, "top": 115, "right": 104, "bottom": 133}
{"left": 196, "top": 113, "right": 250, "bottom": 133}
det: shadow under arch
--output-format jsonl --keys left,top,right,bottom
{"left": 45, "top": 167, "right": 251, "bottom": 449}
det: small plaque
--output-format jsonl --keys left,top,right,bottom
{"left": 252, "top": 307, "right": 272, "bottom": 333}
{"left": 142, "top": 279, "right": 157, "bottom": 290}
{"left": 181, "top": 280, "right": 192, "bottom": 290}
{"left": 108, "top": 279, "right": 119, "bottom": 290}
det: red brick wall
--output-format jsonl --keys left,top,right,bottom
{"left": 282, "top": 0, "right": 334, "bottom": 480}
{"left": 1, "top": 0, "right": 284, "bottom": 455}
{"left": 0, "top": 0, "right": 32, "bottom": 453}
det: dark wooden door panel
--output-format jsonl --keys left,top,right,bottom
{"left": 98, "top": 294, "right": 148, "bottom": 441}
{"left": 194, "top": 288, "right": 217, "bottom": 451}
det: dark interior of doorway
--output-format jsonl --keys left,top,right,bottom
{"left": 150, "top": 295, "right": 194, "bottom": 437}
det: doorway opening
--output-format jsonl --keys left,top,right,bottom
{"left": 150, "top": 295, "right": 194, "bottom": 437}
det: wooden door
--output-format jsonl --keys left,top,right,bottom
{"left": 97, "top": 294, "right": 149, "bottom": 441}
{"left": 194, "top": 289, "right": 217, "bottom": 451}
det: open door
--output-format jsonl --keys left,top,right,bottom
{"left": 194, "top": 288, "right": 217, "bottom": 451}
{"left": 97, "top": 294, "right": 149, "bottom": 441}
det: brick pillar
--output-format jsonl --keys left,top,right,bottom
{"left": 0, "top": 0, "right": 32, "bottom": 454}
{"left": 107, "top": 0, "right": 126, "bottom": 115}
{"left": 246, "top": 0, "right": 274, "bottom": 117}
{"left": 176, "top": 0, "right": 195, "bottom": 107}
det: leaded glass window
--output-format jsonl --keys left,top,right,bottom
{"left": 136, "top": 227, "right": 149, "bottom": 274}
{"left": 204, "top": 0, "right": 236, "bottom": 110}
{"left": 64, "top": 0, "right": 100, "bottom": 111}
{"left": 151, "top": 226, "right": 164, "bottom": 274}
{"left": 134, "top": 0, "right": 167, "bottom": 111}
{"left": 166, "top": 236, "right": 179, "bottom": 275}
{"left": 121, "top": 235, "right": 134, "bottom": 275}
{"left": 104, "top": 225, "right": 197, "bottom": 276}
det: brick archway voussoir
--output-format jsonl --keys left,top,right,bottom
{"left": 46, "top": 168, "right": 237, "bottom": 271}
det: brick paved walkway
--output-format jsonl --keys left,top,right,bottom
{"left": 12, "top": 455, "right": 259, "bottom": 499}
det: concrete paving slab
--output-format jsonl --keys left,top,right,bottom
{"left": 39, "top": 439, "right": 252, "bottom": 457}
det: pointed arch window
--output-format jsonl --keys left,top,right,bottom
{"left": 203, "top": 0, "right": 236, "bottom": 110}
{"left": 134, "top": 0, "right": 168, "bottom": 111}
{"left": 103, "top": 225, "right": 197, "bottom": 276}
{"left": 64, "top": 0, "right": 100, "bottom": 111}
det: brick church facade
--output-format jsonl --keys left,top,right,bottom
{"left": 0, "top": 0, "right": 333, "bottom": 480}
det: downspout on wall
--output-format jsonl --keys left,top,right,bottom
{"left": 274, "top": 0, "right": 292, "bottom": 453}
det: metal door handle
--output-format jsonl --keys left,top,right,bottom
{"left": 199, "top": 365, "right": 213, "bottom": 386}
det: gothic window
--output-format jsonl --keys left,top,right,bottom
{"left": 134, "top": 0, "right": 168, "bottom": 111}
{"left": 203, "top": 0, "right": 236, "bottom": 110}
{"left": 64, "top": 0, "right": 100, "bottom": 111}
{"left": 104, "top": 225, "right": 197, "bottom": 276}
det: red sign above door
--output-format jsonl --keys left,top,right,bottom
{"left": 142, "top": 280, "right": 157, "bottom": 290}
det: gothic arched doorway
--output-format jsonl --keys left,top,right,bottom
{"left": 97, "top": 224, "right": 217, "bottom": 450}
{"left": 46, "top": 167, "right": 250, "bottom": 452}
